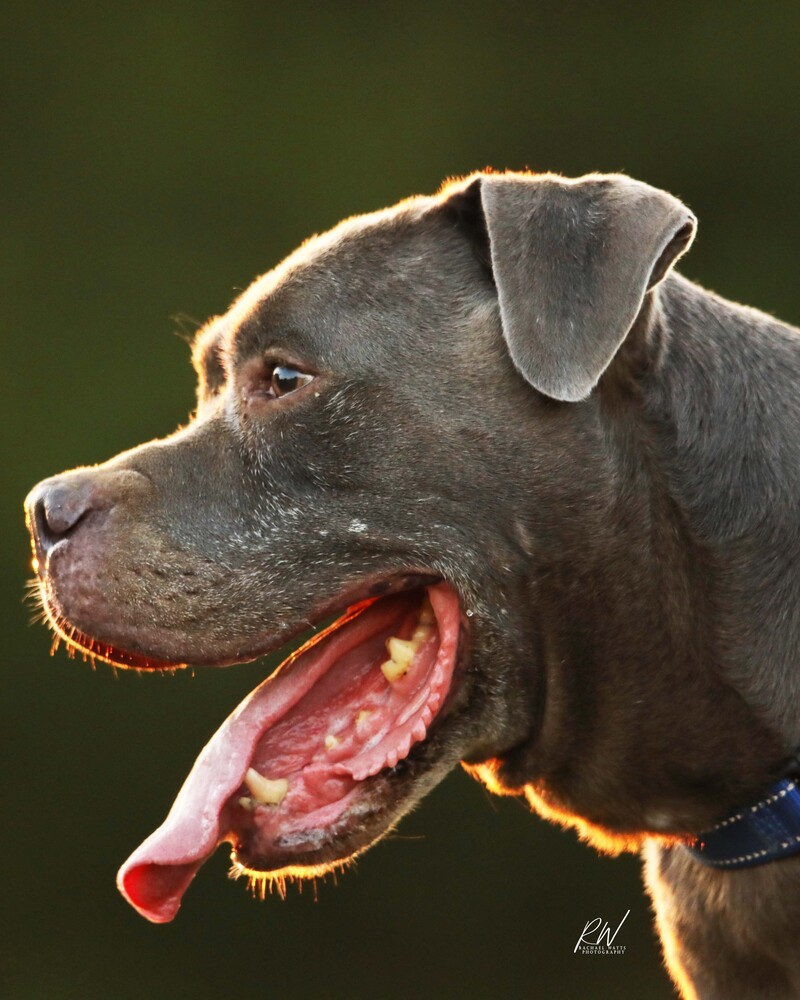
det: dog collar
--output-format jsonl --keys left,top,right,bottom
{"left": 687, "top": 777, "right": 800, "bottom": 869}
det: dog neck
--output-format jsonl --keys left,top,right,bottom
{"left": 516, "top": 276, "right": 800, "bottom": 995}
{"left": 491, "top": 276, "right": 797, "bottom": 851}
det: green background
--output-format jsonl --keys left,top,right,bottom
{"left": 4, "top": 3, "right": 800, "bottom": 998}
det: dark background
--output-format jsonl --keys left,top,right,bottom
{"left": 3, "top": 3, "right": 800, "bottom": 998}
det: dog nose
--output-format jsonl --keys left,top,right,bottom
{"left": 25, "top": 477, "right": 96, "bottom": 557}
{"left": 25, "top": 469, "right": 151, "bottom": 560}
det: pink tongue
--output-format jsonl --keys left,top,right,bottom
{"left": 117, "top": 584, "right": 459, "bottom": 923}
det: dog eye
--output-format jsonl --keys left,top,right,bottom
{"left": 270, "top": 365, "right": 315, "bottom": 398}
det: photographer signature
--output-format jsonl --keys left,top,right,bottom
{"left": 574, "top": 909, "right": 630, "bottom": 955}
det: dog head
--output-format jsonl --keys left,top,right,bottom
{"left": 25, "top": 171, "right": 695, "bottom": 920}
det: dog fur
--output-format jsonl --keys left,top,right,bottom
{"left": 26, "top": 171, "right": 800, "bottom": 998}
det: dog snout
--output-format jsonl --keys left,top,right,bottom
{"left": 25, "top": 469, "right": 151, "bottom": 561}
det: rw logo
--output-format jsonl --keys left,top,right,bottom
{"left": 574, "top": 909, "right": 630, "bottom": 955}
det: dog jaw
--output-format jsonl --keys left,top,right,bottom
{"left": 116, "top": 583, "right": 468, "bottom": 922}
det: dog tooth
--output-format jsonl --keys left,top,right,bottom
{"left": 381, "top": 658, "right": 408, "bottom": 683}
{"left": 244, "top": 767, "right": 289, "bottom": 805}
{"left": 418, "top": 601, "right": 434, "bottom": 625}
{"left": 238, "top": 796, "right": 255, "bottom": 812}
{"left": 356, "top": 709, "right": 372, "bottom": 727}
{"left": 387, "top": 637, "right": 416, "bottom": 665}
{"left": 325, "top": 734, "right": 339, "bottom": 750}
{"left": 411, "top": 624, "right": 432, "bottom": 644}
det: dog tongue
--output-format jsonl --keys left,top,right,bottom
{"left": 116, "top": 606, "right": 384, "bottom": 922}
{"left": 117, "top": 585, "right": 457, "bottom": 923}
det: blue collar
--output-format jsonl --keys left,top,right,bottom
{"left": 687, "top": 777, "right": 800, "bottom": 869}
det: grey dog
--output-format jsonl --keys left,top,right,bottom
{"left": 25, "top": 171, "right": 800, "bottom": 998}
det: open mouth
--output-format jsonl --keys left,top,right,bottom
{"left": 85, "top": 581, "right": 464, "bottom": 923}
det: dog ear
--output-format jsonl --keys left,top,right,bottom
{"left": 446, "top": 172, "right": 696, "bottom": 402}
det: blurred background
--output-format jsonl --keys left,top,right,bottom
{"left": 4, "top": 2, "right": 800, "bottom": 997}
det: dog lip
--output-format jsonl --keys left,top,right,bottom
{"left": 192, "top": 570, "right": 444, "bottom": 669}
{"left": 230, "top": 788, "right": 392, "bottom": 874}
{"left": 228, "top": 739, "right": 449, "bottom": 878}
{"left": 35, "top": 585, "right": 186, "bottom": 671}
{"left": 33, "top": 567, "right": 442, "bottom": 672}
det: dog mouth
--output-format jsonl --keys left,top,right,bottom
{"left": 107, "top": 581, "right": 465, "bottom": 923}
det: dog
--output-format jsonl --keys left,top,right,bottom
{"left": 25, "top": 171, "right": 800, "bottom": 999}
